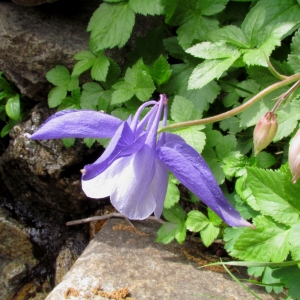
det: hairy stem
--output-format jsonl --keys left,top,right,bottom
{"left": 158, "top": 72, "right": 300, "bottom": 133}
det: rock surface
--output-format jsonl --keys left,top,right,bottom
{"left": 0, "top": 104, "right": 104, "bottom": 214}
{"left": 12, "top": 0, "right": 59, "bottom": 6}
{"left": 46, "top": 218, "right": 276, "bottom": 300}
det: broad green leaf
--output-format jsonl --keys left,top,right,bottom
{"left": 48, "top": 86, "right": 67, "bottom": 108}
{"left": 163, "top": 37, "right": 188, "bottom": 61}
{"left": 223, "top": 227, "right": 245, "bottom": 253}
{"left": 200, "top": 223, "right": 220, "bottom": 247}
{"left": 172, "top": 126, "right": 206, "bottom": 153}
{"left": 151, "top": 55, "right": 172, "bottom": 86}
{"left": 91, "top": 54, "right": 110, "bottom": 82}
{"left": 208, "top": 25, "right": 249, "bottom": 48}
{"left": 199, "top": 0, "right": 229, "bottom": 16}
{"left": 288, "top": 223, "right": 300, "bottom": 262}
{"left": 129, "top": 0, "right": 163, "bottom": 15}
{"left": 164, "top": 174, "right": 180, "bottom": 209}
{"left": 163, "top": 64, "right": 220, "bottom": 113}
{"left": 80, "top": 82, "right": 104, "bottom": 110}
{"left": 246, "top": 167, "right": 300, "bottom": 226}
{"left": 207, "top": 208, "right": 222, "bottom": 226}
{"left": 88, "top": 2, "right": 135, "bottom": 51}
{"left": 112, "top": 81, "right": 135, "bottom": 104}
{"left": 102, "top": 59, "right": 121, "bottom": 89}
{"left": 272, "top": 265, "right": 300, "bottom": 299}
{"left": 177, "top": 16, "right": 219, "bottom": 49}
{"left": 253, "top": 152, "right": 277, "bottom": 169}
{"left": 230, "top": 215, "right": 290, "bottom": 262}
{"left": 156, "top": 204, "right": 186, "bottom": 244}
{"left": 84, "top": 138, "right": 96, "bottom": 148}
{"left": 66, "top": 76, "right": 79, "bottom": 91}
{"left": 222, "top": 152, "right": 249, "bottom": 179}
{"left": 62, "top": 138, "right": 75, "bottom": 148}
{"left": 203, "top": 126, "right": 222, "bottom": 147}
{"left": 219, "top": 116, "right": 241, "bottom": 134}
{"left": 71, "top": 58, "right": 95, "bottom": 77}
{"left": 46, "top": 65, "right": 70, "bottom": 87}
{"left": 241, "top": 4, "right": 265, "bottom": 48}
{"left": 5, "top": 95, "right": 20, "bottom": 120}
{"left": 188, "top": 55, "right": 240, "bottom": 90}
{"left": 215, "top": 134, "right": 237, "bottom": 160}
{"left": 262, "top": 267, "right": 284, "bottom": 294}
{"left": 73, "top": 51, "right": 95, "bottom": 60}
{"left": 288, "top": 29, "right": 300, "bottom": 72}
{"left": 170, "top": 96, "right": 200, "bottom": 122}
{"left": 0, "top": 119, "right": 18, "bottom": 137}
{"left": 186, "top": 41, "right": 240, "bottom": 59}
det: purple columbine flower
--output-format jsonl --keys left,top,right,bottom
{"left": 31, "top": 95, "right": 251, "bottom": 227}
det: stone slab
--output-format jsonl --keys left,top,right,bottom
{"left": 46, "top": 218, "right": 279, "bottom": 300}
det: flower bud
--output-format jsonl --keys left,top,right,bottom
{"left": 253, "top": 112, "right": 278, "bottom": 156}
{"left": 289, "top": 129, "right": 300, "bottom": 183}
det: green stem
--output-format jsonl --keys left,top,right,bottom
{"left": 158, "top": 72, "right": 300, "bottom": 133}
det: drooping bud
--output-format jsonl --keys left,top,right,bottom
{"left": 253, "top": 112, "right": 278, "bottom": 156}
{"left": 289, "top": 129, "right": 300, "bottom": 183}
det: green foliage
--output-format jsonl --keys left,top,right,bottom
{"left": 0, "top": 72, "right": 25, "bottom": 137}
{"left": 44, "top": 0, "right": 300, "bottom": 296}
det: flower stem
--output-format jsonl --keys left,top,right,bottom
{"left": 158, "top": 72, "right": 300, "bottom": 133}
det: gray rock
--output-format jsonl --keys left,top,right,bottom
{"left": 0, "top": 207, "right": 37, "bottom": 267}
{"left": 12, "top": 0, "right": 59, "bottom": 6}
{"left": 46, "top": 218, "right": 277, "bottom": 300}
{"left": 0, "top": 104, "right": 102, "bottom": 214}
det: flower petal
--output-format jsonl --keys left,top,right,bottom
{"left": 31, "top": 110, "right": 122, "bottom": 140}
{"left": 82, "top": 121, "right": 147, "bottom": 180}
{"left": 110, "top": 145, "right": 156, "bottom": 220}
{"left": 157, "top": 141, "right": 252, "bottom": 227}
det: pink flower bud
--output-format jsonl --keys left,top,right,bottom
{"left": 253, "top": 112, "right": 278, "bottom": 156}
{"left": 289, "top": 129, "right": 300, "bottom": 183}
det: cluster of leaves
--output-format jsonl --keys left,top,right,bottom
{"left": 45, "top": 0, "right": 300, "bottom": 298}
{"left": 0, "top": 72, "right": 24, "bottom": 137}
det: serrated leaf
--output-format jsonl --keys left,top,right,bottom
{"left": 223, "top": 227, "right": 245, "bottom": 253}
{"left": 46, "top": 65, "right": 70, "bottom": 87}
{"left": 207, "top": 208, "right": 222, "bottom": 226}
{"left": 74, "top": 50, "right": 95, "bottom": 60}
{"left": 172, "top": 126, "right": 206, "bottom": 153}
{"left": 163, "top": 64, "right": 220, "bottom": 113}
{"left": 91, "top": 54, "right": 110, "bottom": 82}
{"left": 215, "top": 135, "right": 237, "bottom": 160}
{"left": 199, "top": 0, "right": 229, "bottom": 16}
{"left": 288, "top": 29, "right": 300, "bottom": 72}
{"left": 88, "top": 2, "right": 135, "bottom": 51}
{"left": 188, "top": 55, "right": 240, "bottom": 90}
{"left": 66, "top": 76, "right": 79, "bottom": 91}
{"left": 222, "top": 152, "right": 249, "bottom": 179}
{"left": 208, "top": 25, "right": 249, "bottom": 48}
{"left": 177, "top": 16, "right": 219, "bottom": 49}
{"left": 164, "top": 174, "right": 180, "bottom": 209}
{"left": 253, "top": 151, "right": 277, "bottom": 169}
{"left": 200, "top": 223, "right": 220, "bottom": 247}
{"left": 48, "top": 86, "right": 67, "bottom": 108}
{"left": 5, "top": 95, "right": 20, "bottom": 120}
{"left": 230, "top": 215, "right": 290, "bottom": 262}
{"left": 246, "top": 167, "right": 300, "bottom": 226}
{"left": 62, "top": 138, "right": 75, "bottom": 148}
{"left": 71, "top": 58, "right": 95, "bottom": 77}
{"left": 80, "top": 82, "right": 104, "bottom": 110}
{"left": 129, "top": 0, "right": 163, "bottom": 15}
{"left": 111, "top": 82, "right": 135, "bottom": 105}
{"left": 170, "top": 96, "right": 198, "bottom": 122}
{"left": 151, "top": 55, "right": 172, "bottom": 85}
{"left": 241, "top": 4, "right": 265, "bottom": 48}
{"left": 288, "top": 223, "right": 300, "bottom": 262}
{"left": 84, "top": 138, "right": 96, "bottom": 148}
{"left": 187, "top": 41, "right": 240, "bottom": 59}
{"left": 219, "top": 116, "right": 241, "bottom": 134}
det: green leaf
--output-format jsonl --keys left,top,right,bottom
{"left": 188, "top": 55, "right": 240, "bottom": 90}
{"left": 186, "top": 41, "right": 240, "bottom": 59}
{"left": 156, "top": 204, "right": 186, "bottom": 244}
{"left": 241, "top": 4, "right": 265, "bottom": 48}
{"left": 66, "top": 76, "right": 79, "bottom": 91}
{"left": 272, "top": 265, "right": 300, "bottom": 299}
{"left": 163, "top": 64, "right": 220, "bottom": 113}
{"left": 186, "top": 210, "right": 220, "bottom": 247}
{"left": 253, "top": 152, "right": 277, "bottom": 169}
{"left": 230, "top": 215, "right": 290, "bottom": 262}
{"left": 5, "top": 94, "right": 20, "bottom": 120}
{"left": 48, "top": 86, "right": 67, "bottom": 108}
{"left": 46, "top": 65, "right": 70, "bottom": 86}
{"left": 91, "top": 54, "right": 110, "bottom": 82}
{"left": 222, "top": 152, "right": 249, "bottom": 179}
{"left": 151, "top": 55, "right": 172, "bottom": 86}
{"left": 208, "top": 25, "right": 250, "bottom": 48}
{"left": 215, "top": 135, "right": 237, "bottom": 160}
{"left": 1, "top": 119, "right": 19, "bottom": 137}
{"left": 170, "top": 96, "right": 200, "bottom": 122}
{"left": 80, "top": 82, "right": 104, "bottom": 110}
{"left": 129, "top": 0, "right": 163, "bottom": 15}
{"left": 172, "top": 126, "right": 206, "bottom": 153}
{"left": 199, "top": 0, "right": 229, "bottom": 16}
{"left": 62, "top": 138, "right": 75, "bottom": 148}
{"left": 72, "top": 57, "right": 96, "bottom": 77}
{"left": 288, "top": 223, "right": 300, "bottom": 262}
{"left": 288, "top": 29, "right": 300, "bottom": 72}
{"left": 84, "top": 138, "right": 96, "bottom": 148}
{"left": 177, "top": 16, "right": 219, "bottom": 49}
{"left": 74, "top": 50, "right": 96, "bottom": 60}
{"left": 164, "top": 174, "right": 180, "bottom": 209}
{"left": 246, "top": 167, "right": 300, "bottom": 226}
{"left": 223, "top": 227, "right": 245, "bottom": 253}
{"left": 88, "top": 2, "right": 135, "bottom": 51}
{"left": 112, "top": 60, "right": 155, "bottom": 104}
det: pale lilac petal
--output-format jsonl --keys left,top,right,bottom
{"left": 31, "top": 110, "right": 122, "bottom": 140}
{"left": 157, "top": 141, "right": 252, "bottom": 227}
{"left": 82, "top": 157, "right": 129, "bottom": 199}
{"left": 151, "top": 159, "right": 169, "bottom": 218}
{"left": 82, "top": 121, "right": 147, "bottom": 180}
{"left": 110, "top": 145, "right": 156, "bottom": 220}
